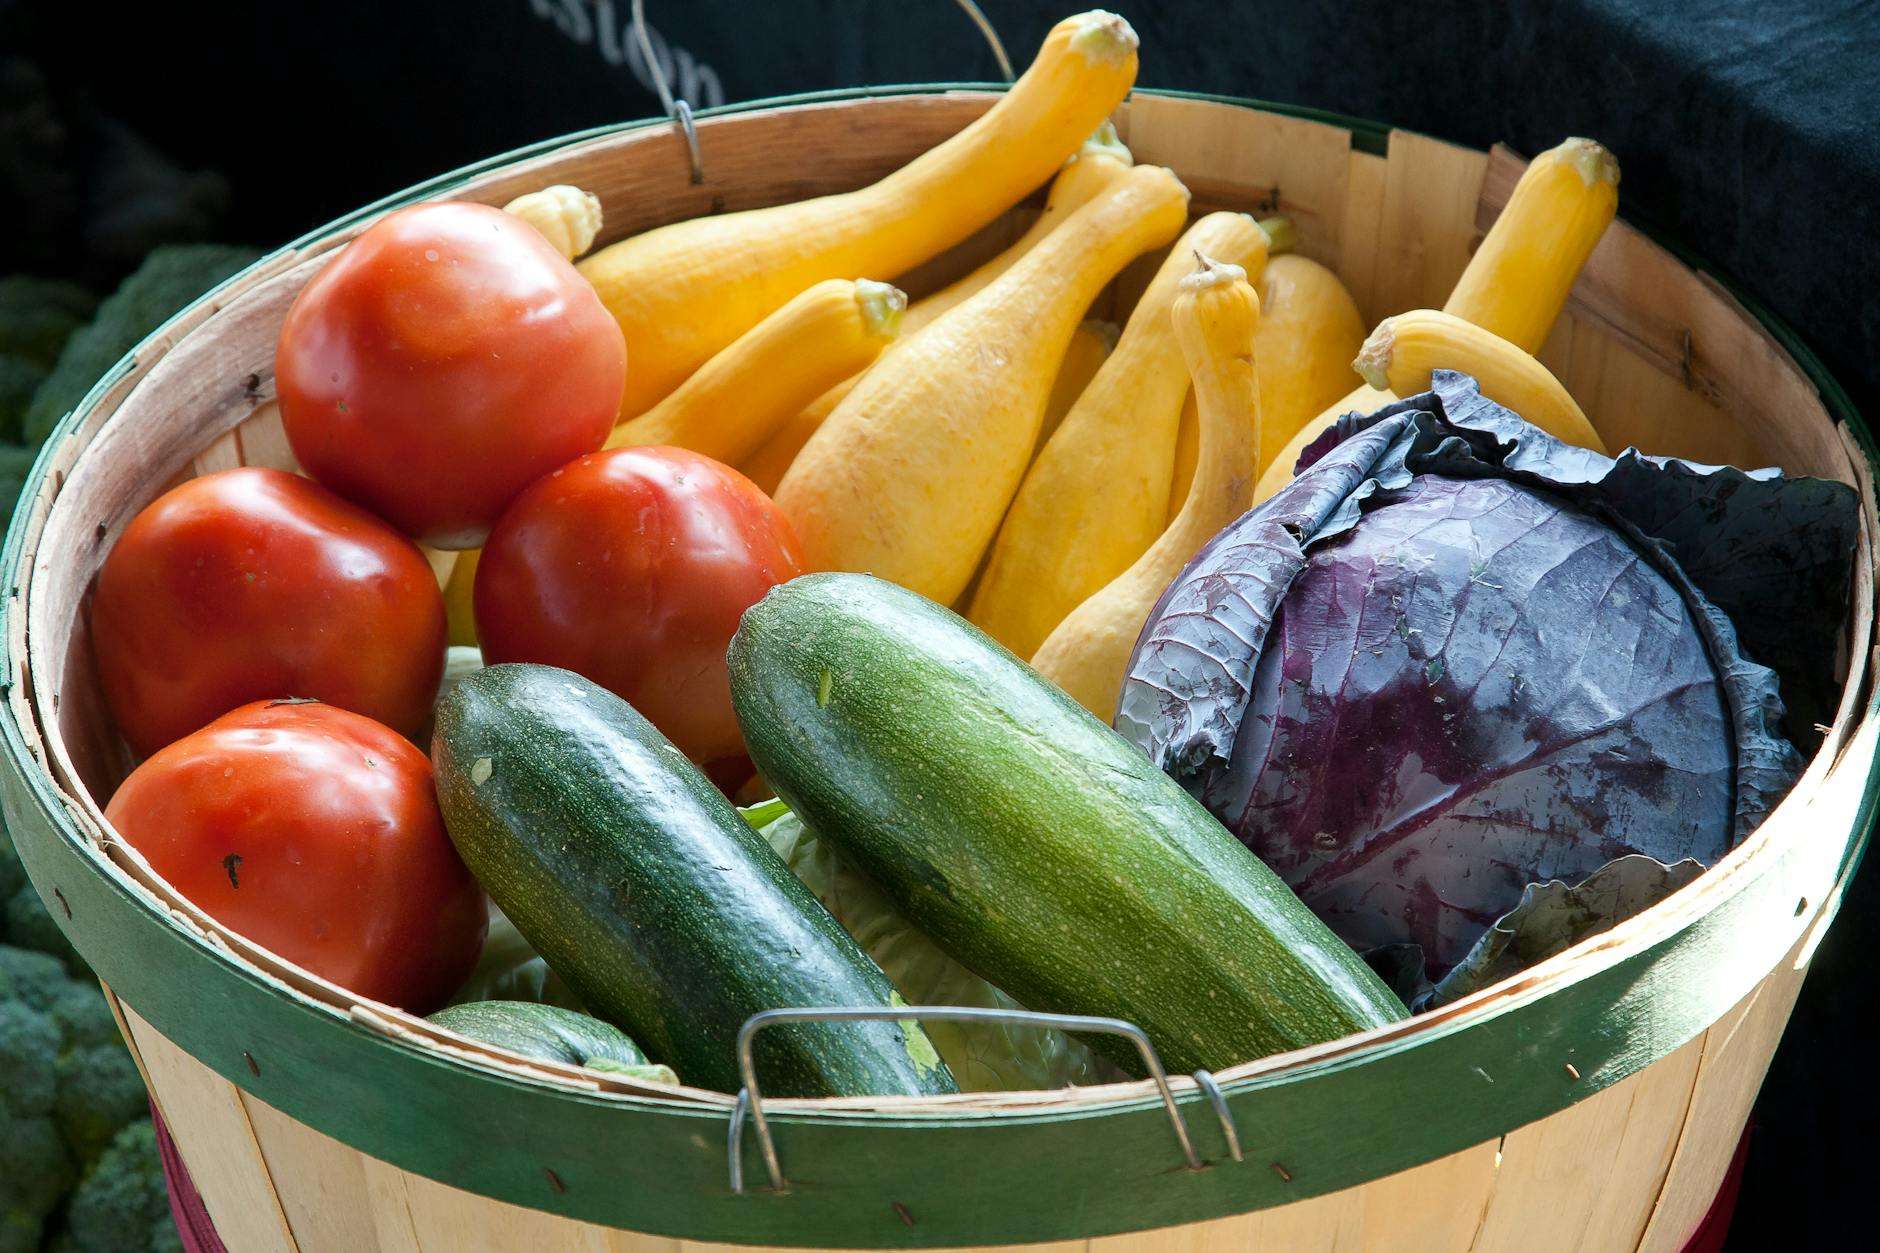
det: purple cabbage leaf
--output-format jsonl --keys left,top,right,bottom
{"left": 1117, "top": 372, "right": 1857, "bottom": 987}
{"left": 1366, "top": 855, "right": 1707, "bottom": 1011}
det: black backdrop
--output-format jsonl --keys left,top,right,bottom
{"left": 4, "top": 1, "right": 1875, "bottom": 1245}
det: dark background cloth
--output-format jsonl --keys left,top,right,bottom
{"left": 4, "top": 0, "right": 1875, "bottom": 1245}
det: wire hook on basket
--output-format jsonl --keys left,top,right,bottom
{"left": 629, "top": 0, "right": 703, "bottom": 184}
{"left": 629, "top": 0, "right": 1014, "bottom": 187}
{"left": 727, "top": 1005, "right": 1204, "bottom": 1194}
{"left": 951, "top": 0, "right": 1015, "bottom": 81}
{"left": 1189, "top": 1069, "right": 1244, "bottom": 1163}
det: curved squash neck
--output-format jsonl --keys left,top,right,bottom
{"left": 970, "top": 169, "right": 1189, "bottom": 339}
{"left": 1177, "top": 283, "right": 1262, "bottom": 520}
{"left": 832, "top": 18, "right": 1139, "bottom": 273}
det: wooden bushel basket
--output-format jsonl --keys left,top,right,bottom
{"left": 3, "top": 88, "right": 1876, "bottom": 1253}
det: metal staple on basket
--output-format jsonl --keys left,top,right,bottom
{"left": 629, "top": 0, "right": 1015, "bottom": 187}
{"left": 728, "top": 1005, "right": 1208, "bottom": 1194}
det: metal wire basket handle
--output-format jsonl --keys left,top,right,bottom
{"left": 728, "top": 1005, "right": 1245, "bottom": 1194}
{"left": 630, "top": 0, "right": 1014, "bottom": 186}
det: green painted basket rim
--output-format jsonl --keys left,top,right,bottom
{"left": 3, "top": 85, "right": 1876, "bottom": 1247}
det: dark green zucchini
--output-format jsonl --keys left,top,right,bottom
{"left": 432, "top": 664, "right": 955, "bottom": 1098}
{"left": 428, "top": 1000, "right": 677, "bottom": 1084}
{"left": 727, "top": 574, "right": 1407, "bottom": 1074}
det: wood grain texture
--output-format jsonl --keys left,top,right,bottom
{"left": 121, "top": 1005, "right": 300, "bottom": 1253}
{"left": 1370, "top": 131, "right": 1490, "bottom": 320}
{"left": 1636, "top": 947, "right": 1814, "bottom": 1253}
{"left": 359, "top": 1162, "right": 621, "bottom": 1253}
{"left": 1, "top": 89, "right": 1872, "bottom": 1251}
{"left": 1339, "top": 150, "right": 1391, "bottom": 324}
{"left": 1472, "top": 1038, "right": 1704, "bottom": 1252}
{"left": 1120, "top": 95, "right": 1353, "bottom": 265}
{"left": 244, "top": 1093, "right": 383, "bottom": 1253}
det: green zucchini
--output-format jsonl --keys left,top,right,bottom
{"left": 428, "top": 1000, "right": 678, "bottom": 1085}
{"left": 432, "top": 664, "right": 956, "bottom": 1098}
{"left": 727, "top": 574, "right": 1407, "bottom": 1074}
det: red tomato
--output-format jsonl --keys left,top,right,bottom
{"left": 475, "top": 447, "right": 803, "bottom": 769}
{"left": 93, "top": 467, "right": 446, "bottom": 757}
{"left": 275, "top": 201, "right": 625, "bottom": 549}
{"left": 104, "top": 701, "right": 486, "bottom": 1013}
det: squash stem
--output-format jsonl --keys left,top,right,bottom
{"left": 1180, "top": 250, "right": 1248, "bottom": 293}
{"left": 1559, "top": 137, "right": 1621, "bottom": 188}
{"left": 1354, "top": 319, "right": 1395, "bottom": 391}
{"left": 1075, "top": 120, "right": 1133, "bottom": 167}
{"left": 1068, "top": 10, "right": 1138, "bottom": 62}
{"left": 1257, "top": 215, "right": 1298, "bottom": 256}
{"left": 853, "top": 280, "right": 908, "bottom": 340}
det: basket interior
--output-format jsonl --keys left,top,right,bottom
{"left": 9, "top": 90, "right": 1874, "bottom": 1113}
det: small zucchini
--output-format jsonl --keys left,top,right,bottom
{"left": 432, "top": 664, "right": 956, "bottom": 1098}
{"left": 730, "top": 575, "right": 1408, "bottom": 1074}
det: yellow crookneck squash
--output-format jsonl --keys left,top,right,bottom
{"left": 1251, "top": 135, "right": 1621, "bottom": 504}
{"left": 1032, "top": 253, "right": 1262, "bottom": 718}
{"left": 968, "top": 210, "right": 1276, "bottom": 659}
{"left": 606, "top": 278, "right": 904, "bottom": 465}
{"left": 947, "top": 317, "right": 1119, "bottom": 613}
{"left": 741, "top": 126, "right": 1135, "bottom": 495}
{"left": 1037, "top": 317, "right": 1118, "bottom": 454}
{"left": 1354, "top": 308, "right": 1603, "bottom": 450}
{"left": 1169, "top": 252, "right": 1365, "bottom": 516}
{"left": 1444, "top": 136, "right": 1621, "bottom": 355}
{"left": 774, "top": 163, "right": 1191, "bottom": 603}
{"left": 501, "top": 185, "right": 603, "bottom": 261}
{"left": 580, "top": 11, "right": 1141, "bottom": 419}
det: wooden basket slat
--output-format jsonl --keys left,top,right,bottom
{"left": 190, "top": 428, "right": 245, "bottom": 478}
{"left": 2, "top": 89, "right": 1871, "bottom": 1250}
{"left": 234, "top": 400, "right": 299, "bottom": 475}
{"left": 243, "top": 1091, "right": 385, "bottom": 1253}
{"left": 465, "top": 94, "right": 1003, "bottom": 251}
{"left": 1337, "top": 149, "right": 1392, "bottom": 325}
{"left": 122, "top": 1004, "right": 299, "bottom": 1253}
{"left": 1471, "top": 1035, "right": 1704, "bottom": 1252}
{"left": 131, "top": 974, "right": 1811, "bottom": 1253}
{"left": 359, "top": 1161, "right": 610, "bottom": 1253}
{"left": 1635, "top": 936, "right": 1814, "bottom": 1253}
{"left": 1113, "top": 95, "right": 1356, "bottom": 269}
{"left": 1368, "top": 131, "right": 1491, "bottom": 325}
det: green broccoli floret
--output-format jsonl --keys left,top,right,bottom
{"left": 1, "top": 947, "right": 76, "bottom": 1253}
{"left": 50, "top": 1121, "right": 181, "bottom": 1253}
{"left": 50, "top": 980, "right": 148, "bottom": 1165}
{"left": 23, "top": 243, "right": 257, "bottom": 445}
{"left": 50, "top": 1122, "right": 181, "bottom": 1253}
{"left": 1, "top": 945, "right": 157, "bottom": 1251}
{"left": 1, "top": 1112, "right": 70, "bottom": 1253}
